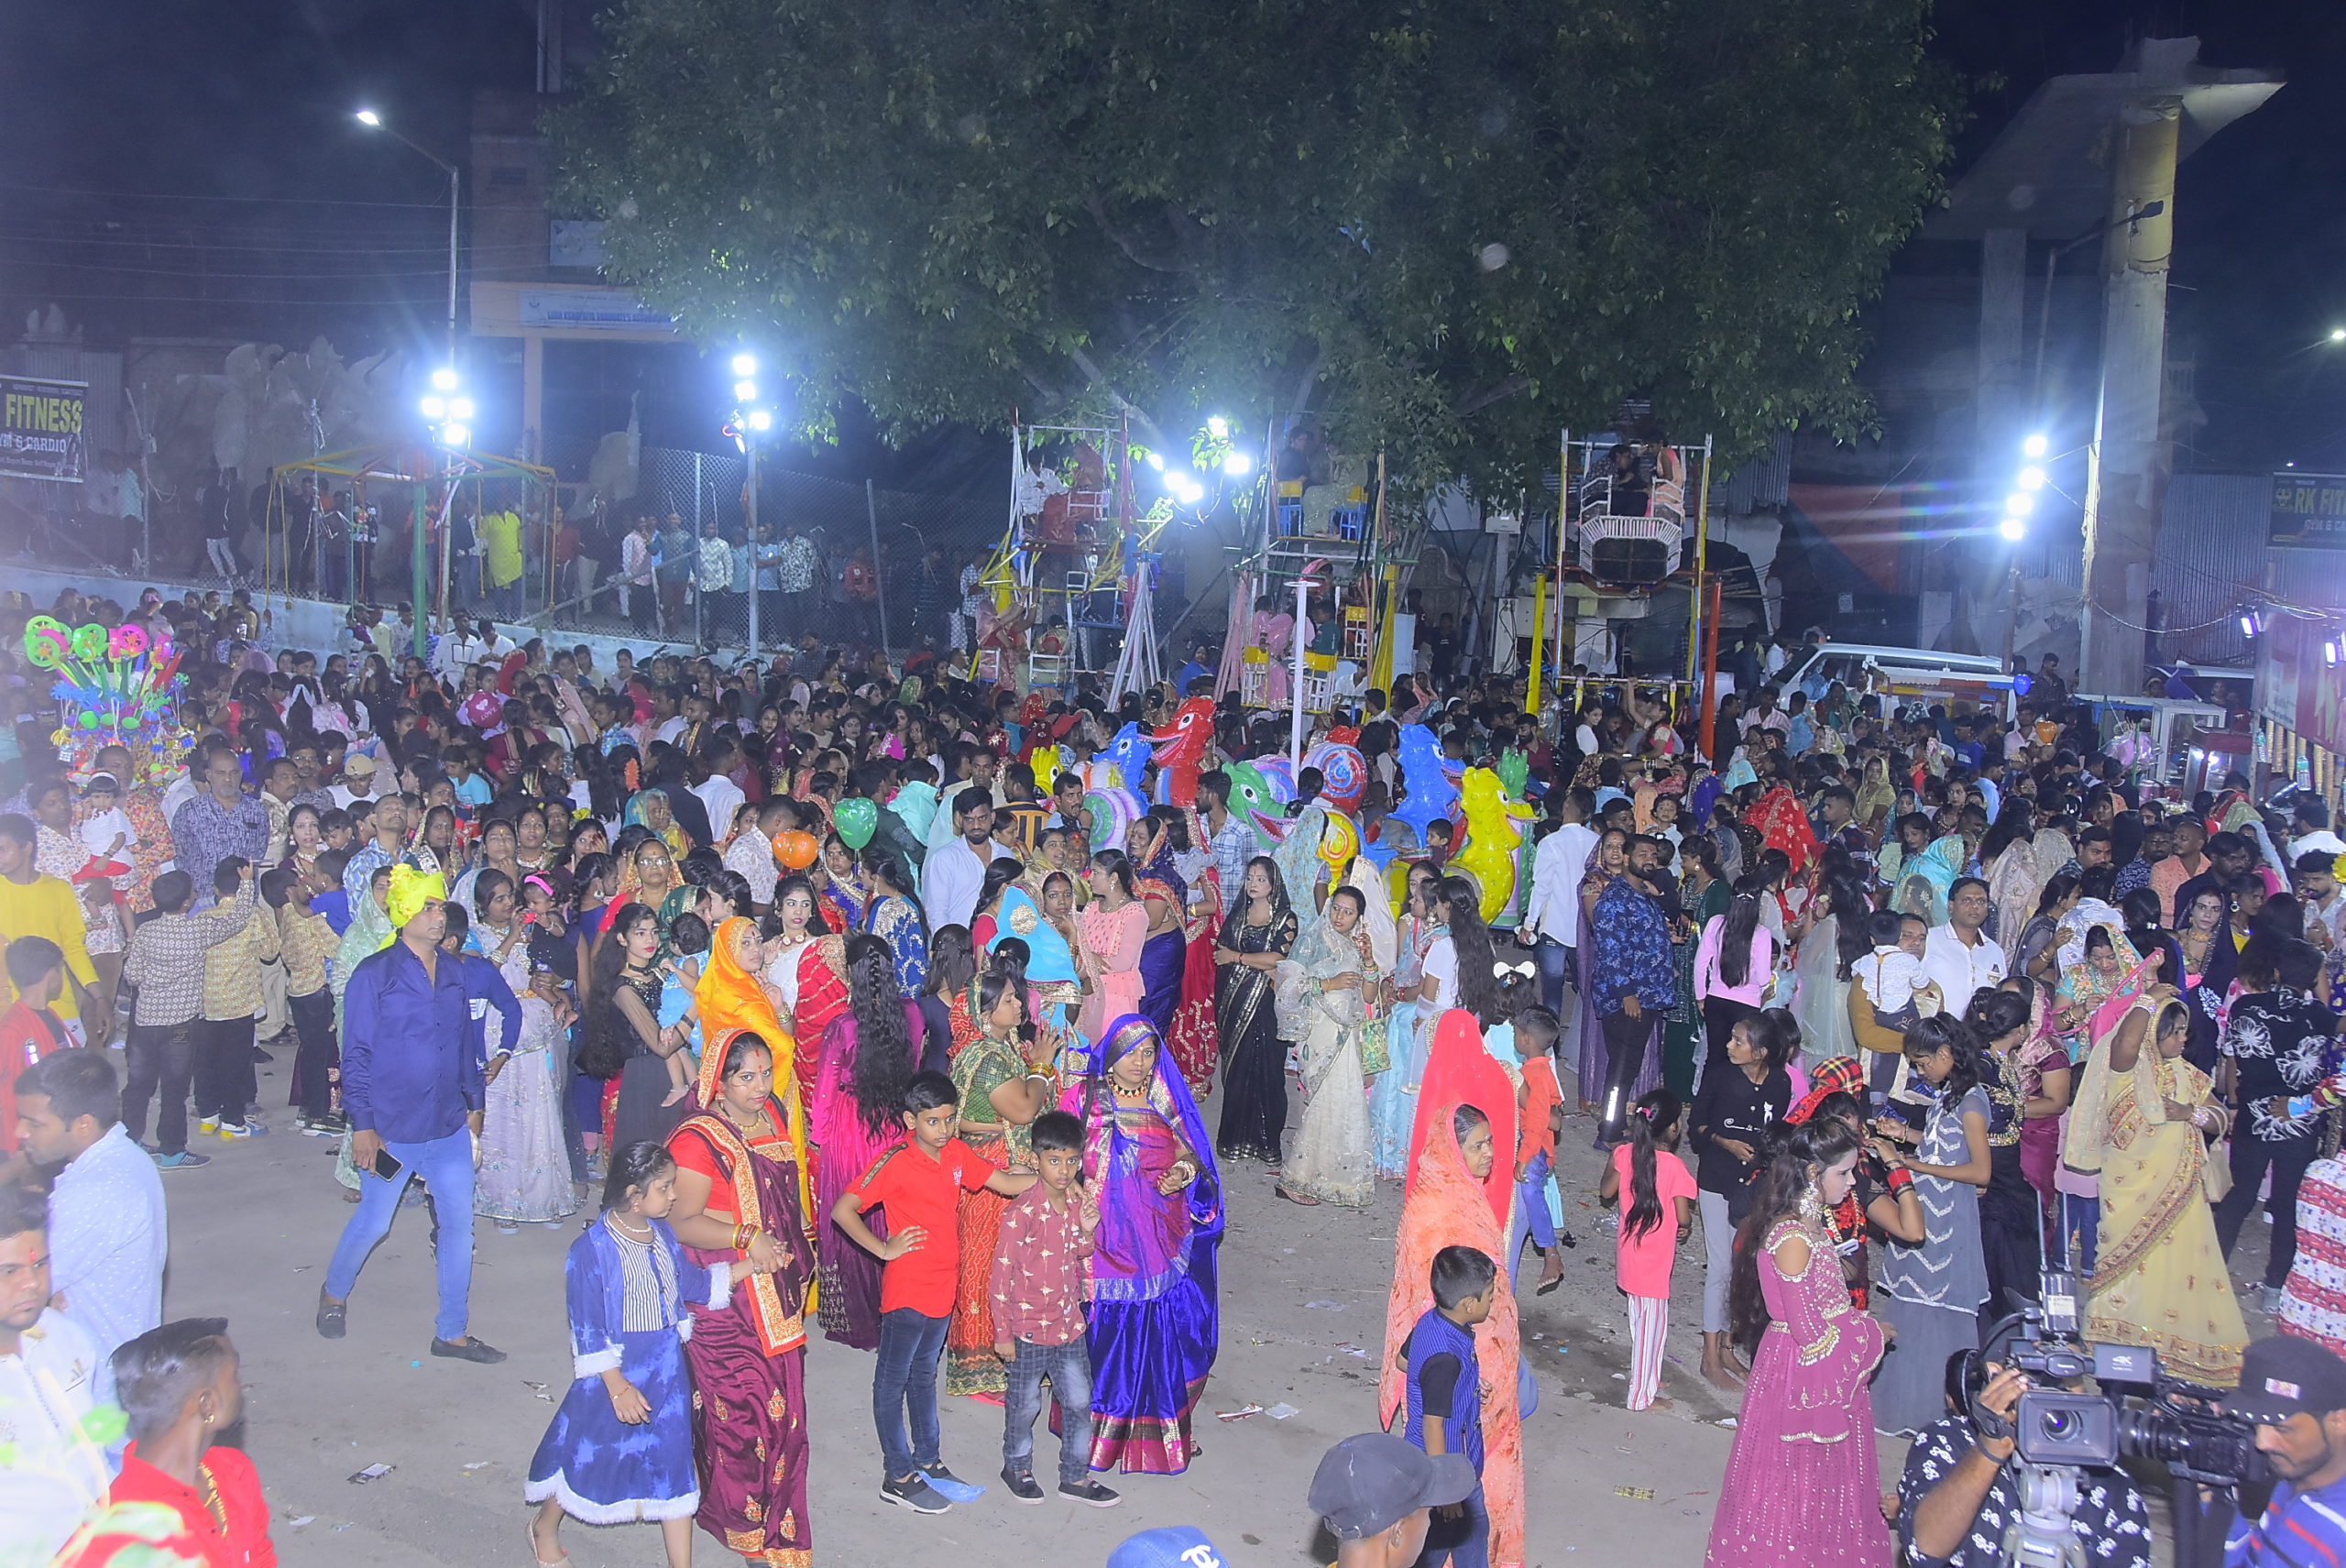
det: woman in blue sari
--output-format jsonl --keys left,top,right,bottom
{"left": 860, "top": 846, "right": 929, "bottom": 997}
{"left": 1127, "top": 813, "right": 1189, "bottom": 1038}
{"left": 989, "top": 875, "right": 1085, "bottom": 1029}
{"left": 1370, "top": 861, "right": 1443, "bottom": 1179}
{"left": 1059, "top": 1014, "right": 1222, "bottom": 1474}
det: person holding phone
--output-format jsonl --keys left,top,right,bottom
{"left": 317, "top": 865, "right": 506, "bottom": 1364}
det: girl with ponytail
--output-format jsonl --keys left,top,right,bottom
{"left": 1597, "top": 1089, "right": 1692, "bottom": 1411}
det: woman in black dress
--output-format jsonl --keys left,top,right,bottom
{"left": 1213, "top": 854, "right": 1298, "bottom": 1165}
{"left": 580, "top": 902, "right": 689, "bottom": 1157}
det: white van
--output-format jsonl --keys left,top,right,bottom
{"left": 1775, "top": 642, "right": 2019, "bottom": 716}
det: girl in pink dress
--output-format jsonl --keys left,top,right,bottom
{"left": 1705, "top": 1117, "right": 1891, "bottom": 1568}
{"left": 1078, "top": 851, "right": 1149, "bottom": 1044}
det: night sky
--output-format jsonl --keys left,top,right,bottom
{"left": 2, "top": 0, "right": 2339, "bottom": 475}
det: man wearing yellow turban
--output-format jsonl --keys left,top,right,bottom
{"left": 318, "top": 866, "right": 508, "bottom": 1364}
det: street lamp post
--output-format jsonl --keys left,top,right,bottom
{"left": 729, "top": 354, "right": 775, "bottom": 658}
{"left": 355, "top": 109, "right": 460, "bottom": 367}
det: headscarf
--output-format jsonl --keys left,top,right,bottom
{"left": 331, "top": 880, "right": 396, "bottom": 1032}
{"left": 1061, "top": 1014, "right": 1223, "bottom": 1300}
{"left": 2059, "top": 969, "right": 2172, "bottom": 1179}
{"left": 1406, "top": 1010, "right": 1518, "bottom": 1222}
{"left": 1787, "top": 1054, "right": 1866, "bottom": 1124}
{"left": 1132, "top": 817, "right": 1188, "bottom": 911}
{"left": 1892, "top": 834, "right": 1967, "bottom": 926}
{"left": 386, "top": 865, "right": 445, "bottom": 931}
{"left": 2030, "top": 827, "right": 2076, "bottom": 898}
{"left": 1274, "top": 900, "right": 1378, "bottom": 1043}
{"left": 1745, "top": 784, "right": 1820, "bottom": 874}
{"left": 991, "top": 883, "right": 1079, "bottom": 989}
{"left": 1273, "top": 803, "right": 1330, "bottom": 913}
{"left": 1379, "top": 1097, "right": 1525, "bottom": 1568}
{"left": 697, "top": 916, "right": 785, "bottom": 1051}
{"left": 1343, "top": 854, "right": 1398, "bottom": 972}
{"left": 623, "top": 790, "right": 690, "bottom": 861}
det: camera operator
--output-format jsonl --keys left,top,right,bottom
{"left": 1898, "top": 1348, "right": 2152, "bottom": 1567}
{"left": 2224, "top": 1336, "right": 2346, "bottom": 1566}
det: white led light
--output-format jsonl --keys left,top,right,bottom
{"left": 1998, "top": 517, "right": 2024, "bottom": 542}
{"left": 442, "top": 422, "right": 471, "bottom": 447}
{"left": 746, "top": 410, "right": 773, "bottom": 432}
{"left": 448, "top": 398, "right": 475, "bottom": 422}
{"left": 1206, "top": 416, "right": 1229, "bottom": 439}
{"left": 419, "top": 396, "right": 445, "bottom": 420}
{"left": 732, "top": 353, "right": 758, "bottom": 377}
{"left": 1145, "top": 453, "right": 1165, "bottom": 472}
{"left": 1222, "top": 452, "right": 1253, "bottom": 477}
{"left": 431, "top": 367, "right": 459, "bottom": 392}
{"left": 2017, "top": 466, "right": 2046, "bottom": 491}
{"left": 2004, "top": 492, "right": 2034, "bottom": 518}
{"left": 734, "top": 379, "right": 757, "bottom": 401}
{"left": 2021, "top": 433, "right": 2048, "bottom": 459}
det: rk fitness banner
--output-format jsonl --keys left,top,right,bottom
{"left": 0, "top": 376, "right": 85, "bottom": 483}
{"left": 2270, "top": 470, "right": 2346, "bottom": 549}
{"left": 2259, "top": 613, "right": 2346, "bottom": 756}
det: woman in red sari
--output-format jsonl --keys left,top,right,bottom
{"left": 665, "top": 1028, "right": 817, "bottom": 1568}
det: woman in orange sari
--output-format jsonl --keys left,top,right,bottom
{"left": 1382, "top": 1010, "right": 1526, "bottom": 1568}
{"left": 664, "top": 1028, "right": 817, "bottom": 1566}
{"left": 696, "top": 916, "right": 815, "bottom": 1223}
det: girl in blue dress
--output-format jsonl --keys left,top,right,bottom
{"left": 525, "top": 1140, "right": 726, "bottom": 1568}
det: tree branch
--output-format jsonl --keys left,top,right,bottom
{"left": 1066, "top": 345, "right": 1171, "bottom": 446}
{"left": 1083, "top": 192, "right": 1189, "bottom": 275}
{"left": 1453, "top": 373, "right": 1531, "bottom": 418}
{"left": 1289, "top": 347, "right": 1327, "bottom": 414}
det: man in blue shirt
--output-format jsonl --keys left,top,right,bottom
{"left": 2227, "top": 1335, "right": 2346, "bottom": 1567}
{"left": 316, "top": 868, "right": 503, "bottom": 1364}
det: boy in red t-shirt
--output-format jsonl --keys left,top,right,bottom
{"left": 1508, "top": 1006, "right": 1573, "bottom": 1295}
{"left": 834, "top": 1071, "right": 1036, "bottom": 1515}
{"left": 0, "top": 935, "right": 69, "bottom": 1181}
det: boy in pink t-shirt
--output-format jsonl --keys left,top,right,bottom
{"left": 1598, "top": 1088, "right": 1696, "bottom": 1411}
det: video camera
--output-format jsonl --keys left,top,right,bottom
{"left": 1967, "top": 1266, "right": 2255, "bottom": 1568}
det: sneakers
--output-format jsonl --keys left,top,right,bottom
{"left": 316, "top": 1290, "right": 347, "bottom": 1340}
{"left": 430, "top": 1336, "right": 509, "bottom": 1364}
{"left": 154, "top": 1149, "right": 212, "bottom": 1170}
{"left": 2261, "top": 1283, "right": 2286, "bottom": 1314}
{"left": 1000, "top": 1468, "right": 1046, "bottom": 1505}
{"left": 196, "top": 1116, "right": 220, "bottom": 1135}
{"left": 1058, "top": 1479, "right": 1122, "bottom": 1508}
{"left": 879, "top": 1475, "right": 951, "bottom": 1514}
{"left": 299, "top": 1113, "right": 348, "bottom": 1138}
{"left": 217, "top": 1121, "right": 269, "bottom": 1140}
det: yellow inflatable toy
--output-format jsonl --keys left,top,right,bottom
{"left": 1453, "top": 766, "right": 1536, "bottom": 923}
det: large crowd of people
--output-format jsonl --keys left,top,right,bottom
{"left": 5, "top": 576, "right": 2346, "bottom": 1567}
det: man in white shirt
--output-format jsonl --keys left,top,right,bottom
{"left": 920, "top": 786, "right": 1013, "bottom": 930}
{"left": 1520, "top": 788, "right": 1597, "bottom": 1031}
{"left": 1921, "top": 877, "right": 2006, "bottom": 1021}
{"left": 0, "top": 1187, "right": 111, "bottom": 1568}
{"left": 2296, "top": 851, "right": 2346, "bottom": 956}
{"left": 692, "top": 740, "right": 749, "bottom": 850}
{"left": 328, "top": 751, "right": 384, "bottom": 812}
{"left": 433, "top": 612, "right": 487, "bottom": 679}
{"left": 2289, "top": 798, "right": 2346, "bottom": 866}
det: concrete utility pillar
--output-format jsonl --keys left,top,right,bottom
{"left": 2077, "top": 96, "right": 2180, "bottom": 696}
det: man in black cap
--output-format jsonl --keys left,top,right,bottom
{"left": 2225, "top": 1334, "right": 2346, "bottom": 1565}
{"left": 1308, "top": 1431, "right": 1475, "bottom": 1568}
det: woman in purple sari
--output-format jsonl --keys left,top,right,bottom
{"left": 1061, "top": 1014, "right": 1223, "bottom": 1474}
{"left": 1128, "top": 814, "right": 1189, "bottom": 1037}
{"left": 809, "top": 933, "right": 920, "bottom": 1351}
{"left": 665, "top": 1029, "right": 817, "bottom": 1567}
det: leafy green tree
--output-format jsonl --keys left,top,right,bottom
{"left": 554, "top": 0, "right": 1955, "bottom": 492}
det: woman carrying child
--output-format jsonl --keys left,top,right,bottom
{"left": 525, "top": 1140, "right": 724, "bottom": 1568}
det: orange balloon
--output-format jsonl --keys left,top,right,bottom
{"left": 771, "top": 828, "right": 819, "bottom": 871}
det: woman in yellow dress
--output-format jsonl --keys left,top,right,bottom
{"left": 2064, "top": 983, "right": 2245, "bottom": 1386}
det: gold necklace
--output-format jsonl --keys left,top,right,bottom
{"left": 199, "top": 1462, "right": 225, "bottom": 1532}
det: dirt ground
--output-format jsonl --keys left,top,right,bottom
{"left": 158, "top": 1047, "right": 2276, "bottom": 1565}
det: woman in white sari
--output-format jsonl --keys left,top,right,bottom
{"left": 1273, "top": 885, "right": 1381, "bottom": 1207}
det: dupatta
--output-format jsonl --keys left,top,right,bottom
{"left": 1062, "top": 1014, "right": 1224, "bottom": 1302}
{"left": 1274, "top": 905, "right": 1378, "bottom": 1044}
{"left": 693, "top": 949, "right": 816, "bottom": 1224}
{"left": 1406, "top": 1010, "right": 1518, "bottom": 1223}
{"left": 1380, "top": 1100, "right": 1526, "bottom": 1568}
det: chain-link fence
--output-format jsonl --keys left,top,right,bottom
{"left": 0, "top": 444, "right": 1012, "bottom": 660}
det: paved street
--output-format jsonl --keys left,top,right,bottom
{"left": 155, "top": 1061, "right": 1925, "bottom": 1567}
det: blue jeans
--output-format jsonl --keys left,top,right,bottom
{"left": 1003, "top": 1335, "right": 1094, "bottom": 1486}
{"left": 325, "top": 1126, "right": 477, "bottom": 1342}
{"left": 1535, "top": 938, "right": 1573, "bottom": 1018}
{"left": 1415, "top": 1481, "right": 1489, "bottom": 1568}
{"left": 872, "top": 1307, "right": 949, "bottom": 1480}
{"left": 2058, "top": 1193, "right": 2099, "bottom": 1277}
{"left": 1506, "top": 1151, "right": 1558, "bottom": 1288}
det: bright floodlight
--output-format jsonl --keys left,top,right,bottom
{"left": 2017, "top": 465, "right": 2047, "bottom": 491}
{"left": 1998, "top": 517, "right": 2025, "bottom": 542}
{"left": 448, "top": 397, "right": 475, "bottom": 422}
{"left": 734, "top": 379, "right": 757, "bottom": 401}
{"left": 2331, "top": 328, "right": 2346, "bottom": 344}
{"left": 1206, "top": 416, "right": 1229, "bottom": 440}
{"left": 419, "top": 396, "right": 445, "bottom": 421}
{"left": 442, "top": 423, "right": 471, "bottom": 448}
{"left": 2328, "top": 639, "right": 2341, "bottom": 668}
{"left": 355, "top": 109, "right": 382, "bottom": 126}
{"left": 1145, "top": 452, "right": 1165, "bottom": 472}
{"left": 2021, "top": 433, "right": 2049, "bottom": 459}
{"left": 1222, "top": 452, "right": 1253, "bottom": 477}
{"left": 731, "top": 353, "right": 758, "bottom": 377}
{"left": 1167, "top": 472, "right": 1204, "bottom": 505}
{"left": 2003, "top": 492, "right": 2034, "bottom": 518}
{"left": 430, "top": 367, "right": 459, "bottom": 391}
{"left": 746, "top": 409, "right": 773, "bottom": 432}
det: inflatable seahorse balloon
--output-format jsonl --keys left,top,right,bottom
{"left": 1222, "top": 761, "right": 1290, "bottom": 852}
{"left": 1453, "top": 766, "right": 1535, "bottom": 923}
{"left": 1304, "top": 741, "right": 1367, "bottom": 814}
{"left": 1149, "top": 697, "right": 1218, "bottom": 808}
{"left": 1388, "top": 723, "right": 1457, "bottom": 841}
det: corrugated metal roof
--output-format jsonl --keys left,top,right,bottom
{"left": 1716, "top": 431, "right": 1792, "bottom": 514}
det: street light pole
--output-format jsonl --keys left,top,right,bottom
{"left": 356, "top": 110, "right": 460, "bottom": 366}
